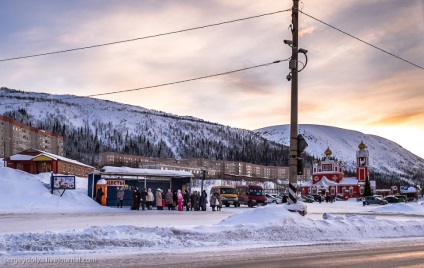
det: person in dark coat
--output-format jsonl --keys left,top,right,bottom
{"left": 190, "top": 191, "right": 199, "bottom": 211}
{"left": 172, "top": 190, "right": 178, "bottom": 210}
{"left": 282, "top": 194, "right": 288, "bottom": 204}
{"left": 140, "top": 188, "right": 148, "bottom": 211}
{"left": 95, "top": 186, "right": 104, "bottom": 204}
{"left": 132, "top": 187, "right": 141, "bottom": 210}
{"left": 199, "top": 190, "right": 207, "bottom": 211}
{"left": 183, "top": 190, "right": 190, "bottom": 211}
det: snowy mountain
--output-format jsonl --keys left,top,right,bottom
{"left": 0, "top": 87, "right": 288, "bottom": 166}
{"left": 254, "top": 124, "right": 424, "bottom": 180}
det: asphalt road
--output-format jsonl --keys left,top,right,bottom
{"left": 3, "top": 240, "right": 424, "bottom": 268}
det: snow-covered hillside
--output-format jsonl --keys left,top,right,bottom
{"left": 0, "top": 87, "right": 288, "bottom": 165}
{"left": 254, "top": 124, "right": 424, "bottom": 176}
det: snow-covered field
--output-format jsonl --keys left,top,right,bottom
{"left": 1, "top": 167, "right": 424, "bottom": 261}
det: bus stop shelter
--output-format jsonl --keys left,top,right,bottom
{"left": 88, "top": 166, "right": 194, "bottom": 207}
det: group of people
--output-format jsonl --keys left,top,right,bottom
{"left": 97, "top": 185, "right": 223, "bottom": 211}
{"left": 126, "top": 187, "right": 222, "bottom": 211}
{"left": 130, "top": 187, "right": 155, "bottom": 210}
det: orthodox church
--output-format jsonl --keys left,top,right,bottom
{"left": 300, "top": 141, "right": 376, "bottom": 198}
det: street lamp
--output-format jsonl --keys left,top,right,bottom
{"left": 3, "top": 138, "right": 8, "bottom": 168}
{"left": 200, "top": 166, "right": 207, "bottom": 193}
{"left": 3, "top": 139, "right": 5, "bottom": 168}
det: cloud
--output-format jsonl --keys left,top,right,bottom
{"left": 1, "top": 0, "right": 424, "bottom": 157}
{"left": 370, "top": 112, "right": 424, "bottom": 126}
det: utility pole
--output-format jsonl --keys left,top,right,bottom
{"left": 3, "top": 139, "right": 6, "bottom": 168}
{"left": 284, "top": 0, "right": 308, "bottom": 215}
{"left": 288, "top": 0, "right": 300, "bottom": 206}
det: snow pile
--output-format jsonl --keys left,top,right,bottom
{"left": 1, "top": 207, "right": 424, "bottom": 256}
{"left": 373, "top": 202, "right": 424, "bottom": 214}
{"left": 0, "top": 168, "right": 108, "bottom": 213}
{"left": 1, "top": 167, "right": 424, "bottom": 256}
{"left": 219, "top": 205, "right": 301, "bottom": 226}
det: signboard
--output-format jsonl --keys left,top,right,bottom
{"left": 107, "top": 180, "right": 125, "bottom": 186}
{"left": 52, "top": 175, "right": 76, "bottom": 189}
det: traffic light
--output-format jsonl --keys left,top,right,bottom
{"left": 297, "top": 158, "right": 304, "bottom": 175}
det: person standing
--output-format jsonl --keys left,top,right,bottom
{"left": 146, "top": 188, "right": 154, "bottom": 210}
{"left": 156, "top": 188, "right": 163, "bottom": 210}
{"left": 172, "top": 190, "right": 178, "bottom": 210}
{"left": 199, "top": 190, "right": 208, "bottom": 211}
{"left": 117, "top": 187, "right": 124, "bottom": 208}
{"left": 190, "top": 191, "right": 199, "bottom": 211}
{"left": 140, "top": 188, "right": 148, "bottom": 211}
{"left": 210, "top": 192, "right": 218, "bottom": 211}
{"left": 95, "top": 186, "right": 104, "bottom": 205}
{"left": 177, "top": 190, "right": 183, "bottom": 211}
{"left": 165, "top": 189, "right": 173, "bottom": 210}
{"left": 132, "top": 187, "right": 141, "bottom": 210}
{"left": 216, "top": 192, "right": 222, "bottom": 211}
{"left": 183, "top": 190, "right": 190, "bottom": 211}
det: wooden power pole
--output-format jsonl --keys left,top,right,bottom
{"left": 285, "top": 0, "right": 308, "bottom": 215}
{"left": 288, "top": 0, "right": 299, "bottom": 206}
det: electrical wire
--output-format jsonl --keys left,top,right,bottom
{"left": 0, "top": 58, "right": 289, "bottom": 106}
{"left": 299, "top": 10, "right": 424, "bottom": 70}
{"left": 0, "top": 9, "right": 291, "bottom": 62}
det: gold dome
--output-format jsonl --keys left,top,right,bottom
{"left": 358, "top": 140, "right": 367, "bottom": 150}
{"left": 324, "top": 146, "right": 332, "bottom": 156}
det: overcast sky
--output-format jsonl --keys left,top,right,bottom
{"left": 1, "top": 0, "right": 424, "bottom": 158}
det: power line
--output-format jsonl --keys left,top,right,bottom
{"left": 0, "top": 9, "right": 291, "bottom": 62}
{"left": 299, "top": 10, "right": 424, "bottom": 70}
{"left": 0, "top": 58, "right": 289, "bottom": 106}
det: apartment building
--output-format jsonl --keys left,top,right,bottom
{"left": 98, "top": 152, "right": 311, "bottom": 181}
{"left": 0, "top": 115, "right": 63, "bottom": 159}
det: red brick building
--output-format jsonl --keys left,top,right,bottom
{"left": 6, "top": 148, "right": 94, "bottom": 176}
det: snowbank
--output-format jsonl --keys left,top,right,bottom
{"left": 0, "top": 168, "right": 108, "bottom": 213}
{"left": 1, "top": 206, "right": 424, "bottom": 256}
{"left": 1, "top": 167, "right": 424, "bottom": 257}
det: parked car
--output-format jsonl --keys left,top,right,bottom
{"left": 210, "top": 186, "right": 238, "bottom": 207}
{"left": 394, "top": 195, "right": 407, "bottom": 202}
{"left": 236, "top": 185, "right": 267, "bottom": 207}
{"left": 265, "top": 193, "right": 281, "bottom": 204}
{"left": 301, "top": 196, "right": 315, "bottom": 203}
{"left": 363, "top": 196, "right": 388, "bottom": 205}
{"left": 311, "top": 194, "right": 323, "bottom": 202}
{"left": 384, "top": 196, "right": 399, "bottom": 203}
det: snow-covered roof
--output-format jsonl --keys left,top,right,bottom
{"left": 302, "top": 177, "right": 376, "bottom": 188}
{"left": 10, "top": 154, "right": 35, "bottom": 161}
{"left": 10, "top": 149, "right": 94, "bottom": 169}
{"left": 338, "top": 177, "right": 359, "bottom": 186}
{"left": 223, "top": 173, "right": 275, "bottom": 182}
{"left": 101, "top": 166, "right": 193, "bottom": 177}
